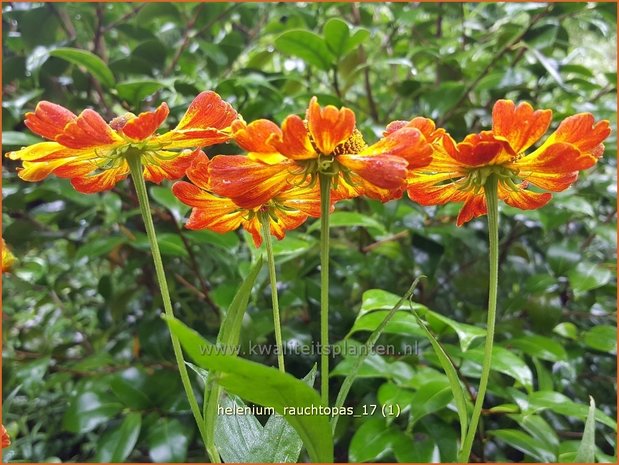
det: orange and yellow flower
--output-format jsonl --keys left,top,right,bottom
{"left": 6, "top": 91, "right": 238, "bottom": 193}
{"left": 172, "top": 151, "right": 322, "bottom": 247}
{"left": 408, "top": 100, "right": 611, "bottom": 225}
{"left": 1, "top": 239, "right": 15, "bottom": 273}
{"left": 208, "top": 97, "right": 436, "bottom": 206}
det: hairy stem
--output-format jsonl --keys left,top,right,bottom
{"left": 458, "top": 175, "right": 499, "bottom": 462}
{"left": 260, "top": 213, "right": 286, "bottom": 372}
{"left": 126, "top": 155, "right": 209, "bottom": 454}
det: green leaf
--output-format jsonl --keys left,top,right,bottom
{"left": 410, "top": 380, "right": 453, "bottom": 425}
{"left": 309, "top": 211, "right": 387, "bottom": 235}
{"left": 323, "top": 18, "right": 350, "bottom": 58}
{"left": 275, "top": 30, "right": 334, "bottom": 71}
{"left": 527, "top": 391, "right": 616, "bottom": 431}
{"left": 575, "top": 397, "right": 597, "bottom": 462}
{"left": 568, "top": 262, "right": 612, "bottom": 293}
{"left": 116, "top": 80, "right": 166, "bottom": 105}
{"left": 508, "top": 335, "right": 568, "bottom": 362}
{"left": 216, "top": 366, "right": 318, "bottom": 463}
{"left": 528, "top": 46, "right": 565, "bottom": 88}
{"left": 491, "top": 429, "right": 556, "bottom": 462}
{"left": 583, "top": 325, "right": 617, "bottom": 353}
{"left": 462, "top": 346, "right": 534, "bottom": 391}
{"left": 166, "top": 317, "right": 334, "bottom": 462}
{"left": 63, "top": 388, "right": 123, "bottom": 433}
{"left": 359, "top": 289, "right": 485, "bottom": 351}
{"left": 2, "top": 131, "right": 42, "bottom": 147}
{"left": 95, "top": 412, "right": 142, "bottom": 462}
{"left": 217, "top": 257, "right": 263, "bottom": 347}
{"left": 49, "top": 48, "right": 115, "bottom": 88}
{"left": 147, "top": 418, "right": 191, "bottom": 463}
{"left": 412, "top": 309, "right": 469, "bottom": 445}
{"left": 349, "top": 418, "right": 398, "bottom": 462}
{"left": 132, "top": 232, "right": 188, "bottom": 258}
{"left": 76, "top": 236, "right": 126, "bottom": 261}
{"left": 392, "top": 431, "right": 437, "bottom": 462}
{"left": 347, "top": 311, "right": 425, "bottom": 337}
{"left": 110, "top": 367, "right": 152, "bottom": 409}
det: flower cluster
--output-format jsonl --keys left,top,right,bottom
{"left": 5, "top": 93, "right": 611, "bottom": 244}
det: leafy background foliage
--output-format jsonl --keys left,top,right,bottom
{"left": 2, "top": 2, "right": 617, "bottom": 462}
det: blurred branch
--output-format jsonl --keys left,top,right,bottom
{"left": 437, "top": 5, "right": 553, "bottom": 127}
{"left": 101, "top": 4, "right": 146, "bottom": 34}
{"left": 47, "top": 4, "right": 76, "bottom": 41}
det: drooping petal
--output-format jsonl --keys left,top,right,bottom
{"left": 208, "top": 155, "right": 294, "bottom": 209}
{"left": 492, "top": 99, "right": 552, "bottom": 153}
{"left": 172, "top": 181, "right": 246, "bottom": 232}
{"left": 456, "top": 192, "right": 487, "bottom": 226}
{"left": 338, "top": 153, "right": 408, "bottom": 191}
{"left": 24, "top": 101, "right": 76, "bottom": 140}
{"left": 511, "top": 142, "right": 582, "bottom": 191}
{"left": 268, "top": 114, "right": 317, "bottom": 160}
{"left": 306, "top": 96, "right": 355, "bottom": 155}
{"left": 143, "top": 149, "right": 198, "bottom": 184}
{"left": 278, "top": 184, "right": 323, "bottom": 218}
{"left": 185, "top": 150, "right": 211, "bottom": 191}
{"left": 155, "top": 91, "right": 238, "bottom": 149}
{"left": 119, "top": 103, "right": 170, "bottom": 140}
{"left": 175, "top": 91, "right": 238, "bottom": 131}
{"left": 534, "top": 113, "right": 611, "bottom": 162}
{"left": 362, "top": 127, "right": 432, "bottom": 169}
{"left": 407, "top": 172, "right": 468, "bottom": 206}
{"left": 498, "top": 181, "right": 552, "bottom": 210}
{"left": 70, "top": 163, "right": 129, "bottom": 193}
{"left": 455, "top": 131, "right": 515, "bottom": 167}
{"left": 233, "top": 119, "right": 281, "bottom": 153}
{"left": 6, "top": 141, "right": 85, "bottom": 162}
{"left": 55, "top": 109, "right": 123, "bottom": 149}
{"left": 242, "top": 208, "right": 309, "bottom": 247}
{"left": 384, "top": 117, "right": 445, "bottom": 144}
{"left": 18, "top": 157, "right": 86, "bottom": 182}
{"left": 1, "top": 424, "right": 10, "bottom": 448}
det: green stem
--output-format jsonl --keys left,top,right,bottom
{"left": 319, "top": 174, "right": 332, "bottom": 406}
{"left": 260, "top": 213, "right": 286, "bottom": 372}
{"left": 126, "top": 155, "right": 210, "bottom": 455}
{"left": 458, "top": 175, "right": 500, "bottom": 463}
{"left": 204, "top": 381, "right": 223, "bottom": 463}
{"left": 331, "top": 276, "right": 423, "bottom": 433}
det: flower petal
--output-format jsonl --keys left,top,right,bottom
{"left": 385, "top": 117, "right": 445, "bottom": 143}
{"left": 155, "top": 91, "right": 238, "bottom": 149}
{"left": 24, "top": 101, "right": 76, "bottom": 140}
{"left": 492, "top": 99, "right": 552, "bottom": 153}
{"left": 536, "top": 113, "right": 611, "bottom": 162}
{"left": 120, "top": 103, "right": 170, "bottom": 140}
{"left": 455, "top": 131, "right": 515, "bottom": 167}
{"left": 70, "top": 164, "right": 129, "bottom": 193}
{"left": 513, "top": 142, "right": 582, "bottom": 191}
{"left": 175, "top": 91, "right": 238, "bottom": 131}
{"left": 338, "top": 153, "right": 407, "bottom": 191}
{"left": 407, "top": 172, "right": 468, "bottom": 206}
{"left": 456, "top": 192, "right": 486, "bottom": 226}
{"left": 185, "top": 151, "right": 212, "bottom": 191}
{"left": 233, "top": 119, "right": 282, "bottom": 153}
{"left": 55, "top": 109, "right": 122, "bottom": 149}
{"left": 208, "top": 155, "right": 294, "bottom": 209}
{"left": 143, "top": 149, "right": 198, "bottom": 184}
{"left": 268, "top": 114, "right": 317, "bottom": 160}
{"left": 362, "top": 127, "right": 432, "bottom": 169}
{"left": 306, "top": 96, "right": 355, "bottom": 155}
{"left": 498, "top": 181, "right": 552, "bottom": 210}
{"left": 172, "top": 180, "right": 245, "bottom": 232}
